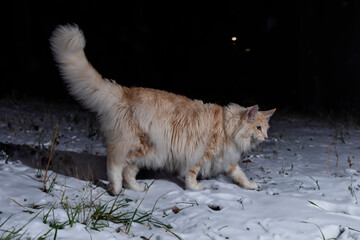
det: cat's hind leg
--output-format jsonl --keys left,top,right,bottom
{"left": 107, "top": 155, "right": 126, "bottom": 195}
{"left": 226, "top": 163, "right": 259, "bottom": 190}
{"left": 107, "top": 143, "right": 130, "bottom": 195}
{"left": 185, "top": 160, "right": 205, "bottom": 191}
{"left": 108, "top": 133, "right": 150, "bottom": 194}
{"left": 123, "top": 164, "right": 146, "bottom": 192}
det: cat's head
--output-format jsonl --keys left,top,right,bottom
{"left": 225, "top": 104, "right": 276, "bottom": 151}
{"left": 242, "top": 105, "right": 276, "bottom": 144}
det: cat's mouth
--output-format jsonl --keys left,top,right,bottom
{"left": 251, "top": 136, "right": 265, "bottom": 144}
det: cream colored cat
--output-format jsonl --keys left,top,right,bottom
{"left": 50, "top": 24, "right": 275, "bottom": 195}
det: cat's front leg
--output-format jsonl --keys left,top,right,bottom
{"left": 185, "top": 161, "right": 204, "bottom": 191}
{"left": 226, "top": 163, "right": 259, "bottom": 190}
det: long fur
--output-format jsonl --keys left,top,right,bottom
{"left": 50, "top": 24, "right": 275, "bottom": 195}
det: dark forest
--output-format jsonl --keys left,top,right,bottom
{"left": 3, "top": 0, "right": 360, "bottom": 116}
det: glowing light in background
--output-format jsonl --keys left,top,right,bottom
{"left": 231, "top": 36, "right": 237, "bottom": 42}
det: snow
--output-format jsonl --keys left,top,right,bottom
{"left": 1, "top": 99, "right": 360, "bottom": 240}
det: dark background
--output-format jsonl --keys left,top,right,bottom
{"left": 3, "top": 0, "right": 360, "bottom": 116}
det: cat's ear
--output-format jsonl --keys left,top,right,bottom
{"left": 245, "top": 105, "right": 259, "bottom": 122}
{"left": 262, "top": 108, "right": 276, "bottom": 120}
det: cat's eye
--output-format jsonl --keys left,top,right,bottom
{"left": 256, "top": 126, "right": 262, "bottom": 131}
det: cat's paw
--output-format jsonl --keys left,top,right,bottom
{"left": 132, "top": 182, "right": 147, "bottom": 192}
{"left": 109, "top": 182, "right": 123, "bottom": 196}
{"left": 186, "top": 182, "right": 205, "bottom": 191}
{"left": 124, "top": 181, "right": 146, "bottom": 192}
{"left": 245, "top": 181, "right": 260, "bottom": 190}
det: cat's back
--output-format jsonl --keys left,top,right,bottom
{"left": 123, "top": 86, "right": 215, "bottom": 115}
{"left": 123, "top": 86, "right": 196, "bottom": 107}
{"left": 122, "top": 86, "right": 222, "bottom": 133}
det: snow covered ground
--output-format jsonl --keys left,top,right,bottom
{"left": 1, "top": 99, "right": 360, "bottom": 240}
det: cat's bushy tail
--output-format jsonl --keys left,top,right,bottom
{"left": 50, "top": 24, "right": 117, "bottom": 115}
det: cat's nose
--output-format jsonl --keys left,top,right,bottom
{"left": 264, "top": 136, "right": 268, "bottom": 140}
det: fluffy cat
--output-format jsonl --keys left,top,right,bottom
{"left": 50, "top": 24, "right": 275, "bottom": 195}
